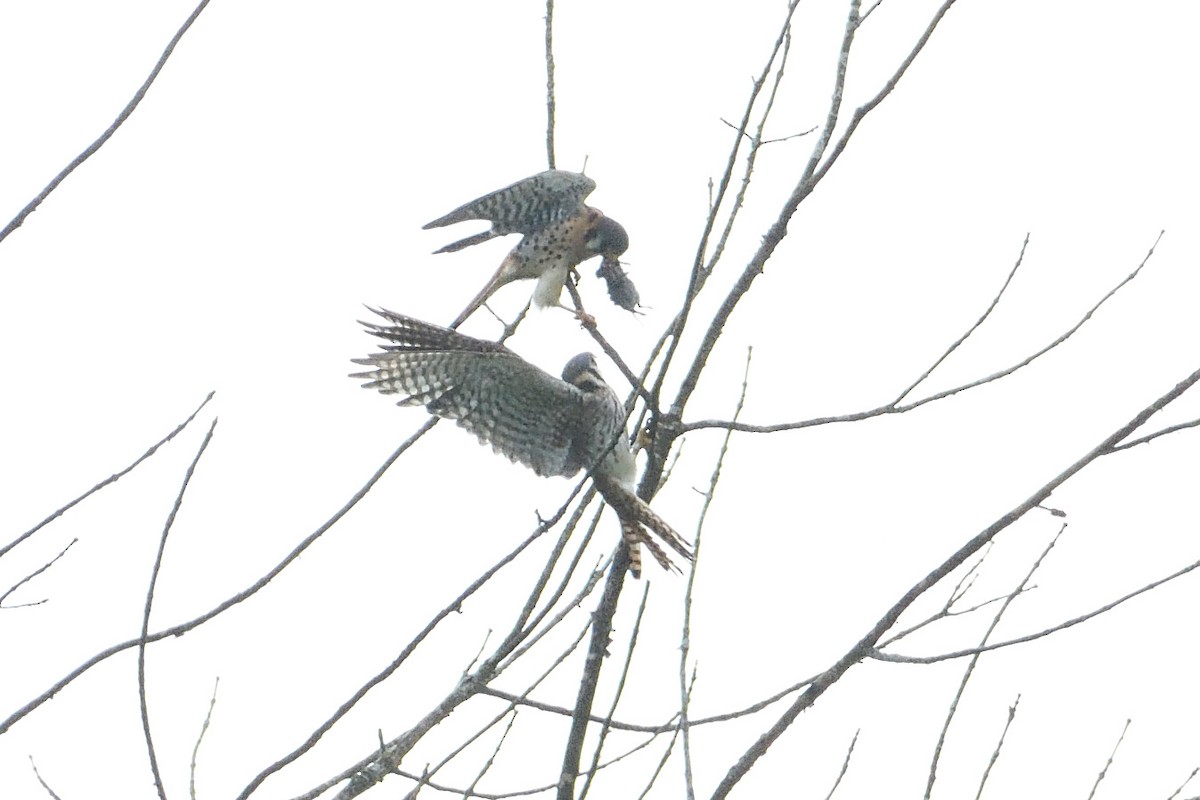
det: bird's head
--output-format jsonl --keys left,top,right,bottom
{"left": 585, "top": 215, "right": 629, "bottom": 260}
{"left": 561, "top": 353, "right": 607, "bottom": 392}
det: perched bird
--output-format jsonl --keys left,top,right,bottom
{"left": 422, "top": 170, "right": 638, "bottom": 327}
{"left": 351, "top": 307, "right": 690, "bottom": 576}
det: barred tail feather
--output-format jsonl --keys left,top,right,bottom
{"left": 620, "top": 521, "right": 645, "bottom": 578}
{"left": 597, "top": 478, "right": 693, "bottom": 577}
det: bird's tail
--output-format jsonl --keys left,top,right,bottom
{"left": 595, "top": 478, "right": 692, "bottom": 578}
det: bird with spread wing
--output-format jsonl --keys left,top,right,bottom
{"left": 351, "top": 308, "right": 690, "bottom": 576}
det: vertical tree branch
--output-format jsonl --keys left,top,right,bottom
{"left": 557, "top": 549, "right": 631, "bottom": 800}
{"left": 544, "top": 0, "right": 557, "bottom": 169}
{"left": 140, "top": 416, "right": 219, "bottom": 800}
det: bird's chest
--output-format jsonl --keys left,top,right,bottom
{"left": 508, "top": 220, "right": 590, "bottom": 278}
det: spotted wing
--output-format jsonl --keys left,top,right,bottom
{"left": 423, "top": 170, "right": 596, "bottom": 236}
{"left": 351, "top": 308, "right": 588, "bottom": 478}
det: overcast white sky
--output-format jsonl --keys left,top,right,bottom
{"left": 2, "top": 2, "right": 1199, "bottom": 798}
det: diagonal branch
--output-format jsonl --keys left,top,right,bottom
{"left": 893, "top": 234, "right": 1030, "bottom": 405}
{"left": 1, "top": 418, "right": 433, "bottom": 737}
{"left": 683, "top": 230, "right": 1163, "bottom": 435}
{"left": 871, "top": 551, "right": 1200, "bottom": 665}
{"left": 0, "top": 538, "right": 78, "bottom": 609}
{"left": 2, "top": 391, "right": 214, "bottom": 561}
{"left": 709, "top": 362, "right": 1200, "bottom": 798}
{"left": 923, "top": 526, "right": 1063, "bottom": 799}
{"left": 0, "top": 0, "right": 214, "bottom": 245}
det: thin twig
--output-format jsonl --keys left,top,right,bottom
{"left": 709, "top": 362, "right": 1200, "bottom": 798}
{"left": 0, "top": 538, "right": 77, "bottom": 608}
{"left": 823, "top": 730, "right": 860, "bottom": 800}
{"left": 667, "top": 0, "right": 864, "bottom": 431}
{"left": 681, "top": 348, "right": 752, "bottom": 796}
{"left": 702, "top": 24, "right": 796, "bottom": 283}
{"left": 392, "top": 728, "right": 669, "bottom": 799}
{"left": 462, "top": 712, "right": 519, "bottom": 797}
{"left": 241, "top": 496, "right": 558, "bottom": 800}
{"left": 636, "top": 674, "right": 693, "bottom": 800}
{"left": 893, "top": 235, "right": 1030, "bottom": 404}
{"left": 645, "top": 0, "right": 800, "bottom": 425}
{"left": 873, "top": 552, "right": 1200, "bottom": 665}
{"left": 578, "top": 582, "right": 651, "bottom": 800}
{"left": 499, "top": 529, "right": 607, "bottom": 672}
{"left": 2, "top": 391, "right": 214, "bottom": 561}
{"left": 1166, "top": 766, "right": 1200, "bottom": 800}
{"left": 140, "top": 416, "right": 219, "bottom": 800}
{"left": 2, "top": 419, "right": 434, "bottom": 737}
{"left": 291, "top": 474, "right": 611, "bottom": 798}
{"left": 974, "top": 696, "right": 1020, "bottom": 800}
{"left": 1087, "top": 719, "right": 1132, "bottom": 800}
{"left": 29, "top": 756, "right": 63, "bottom": 800}
{"left": 190, "top": 677, "right": 220, "bottom": 800}
{"left": 1110, "top": 416, "right": 1200, "bottom": 452}
{"left": 683, "top": 230, "right": 1163, "bottom": 435}
{"left": 432, "top": 621, "right": 591, "bottom": 782}
{"left": 0, "top": 0, "right": 214, "bottom": 244}
{"left": 924, "top": 526, "right": 1064, "bottom": 799}
{"left": 544, "top": 0, "right": 556, "bottom": 169}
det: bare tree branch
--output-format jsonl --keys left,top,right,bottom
{"left": 823, "top": 730, "right": 860, "bottom": 800}
{"left": 701, "top": 24, "right": 796, "bottom": 283}
{"left": 544, "top": 0, "right": 556, "bottom": 169}
{"left": 1109, "top": 416, "right": 1200, "bottom": 452}
{"left": 894, "top": 234, "right": 1030, "bottom": 405}
{"left": 872, "top": 552, "right": 1200, "bottom": 665}
{"left": 1166, "top": 766, "right": 1200, "bottom": 800}
{"left": 240, "top": 499, "right": 559, "bottom": 800}
{"left": 681, "top": 347, "right": 752, "bottom": 795}
{"left": 709, "top": 362, "right": 1200, "bottom": 798}
{"left": 556, "top": 550, "right": 631, "bottom": 800}
{"left": 644, "top": 0, "right": 800, "bottom": 418}
{"left": 1087, "top": 719, "right": 1132, "bottom": 800}
{"left": 974, "top": 696, "right": 1020, "bottom": 800}
{"left": 0, "top": 0, "right": 214, "bottom": 245}
{"left": 682, "top": 230, "right": 1163, "bottom": 435}
{"left": 923, "top": 526, "right": 1063, "bottom": 799}
{"left": 189, "top": 677, "right": 219, "bottom": 800}
{"left": 29, "top": 756, "right": 63, "bottom": 800}
{"left": 140, "top": 416, "right": 220, "bottom": 800}
{"left": 0, "top": 538, "right": 77, "bottom": 609}
{"left": 2, "top": 419, "right": 433, "bottom": 737}
{"left": 578, "top": 582, "right": 652, "bottom": 800}
{"left": 463, "top": 711, "right": 518, "bottom": 797}
{"left": 2, "top": 391, "right": 214, "bottom": 561}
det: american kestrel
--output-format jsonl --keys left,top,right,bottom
{"left": 351, "top": 307, "right": 690, "bottom": 576}
{"left": 422, "top": 170, "right": 638, "bottom": 327}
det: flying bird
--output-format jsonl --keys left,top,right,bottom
{"left": 422, "top": 170, "right": 638, "bottom": 327}
{"left": 351, "top": 307, "right": 690, "bottom": 576}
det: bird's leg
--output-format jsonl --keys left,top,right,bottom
{"left": 561, "top": 273, "right": 596, "bottom": 328}
{"left": 449, "top": 257, "right": 519, "bottom": 329}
